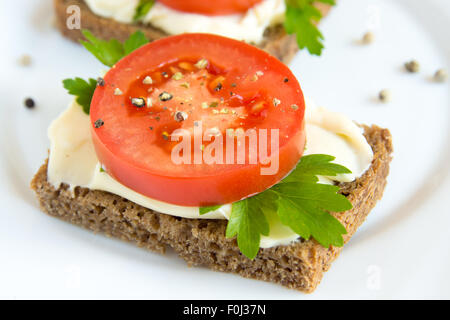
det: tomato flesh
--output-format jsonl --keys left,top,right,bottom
{"left": 90, "top": 34, "right": 306, "bottom": 206}
{"left": 158, "top": 0, "right": 263, "bottom": 15}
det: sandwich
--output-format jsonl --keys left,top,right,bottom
{"left": 31, "top": 31, "right": 393, "bottom": 292}
{"left": 54, "top": 0, "right": 334, "bottom": 63}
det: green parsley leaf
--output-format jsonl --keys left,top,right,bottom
{"left": 200, "top": 154, "right": 352, "bottom": 259}
{"left": 272, "top": 182, "right": 351, "bottom": 247}
{"left": 281, "top": 154, "right": 351, "bottom": 183}
{"left": 62, "top": 77, "right": 97, "bottom": 114}
{"left": 226, "top": 195, "right": 270, "bottom": 259}
{"left": 133, "top": 0, "right": 155, "bottom": 22}
{"left": 80, "top": 30, "right": 124, "bottom": 67}
{"left": 80, "top": 30, "right": 149, "bottom": 67}
{"left": 316, "top": 0, "right": 336, "bottom": 5}
{"left": 199, "top": 205, "right": 222, "bottom": 215}
{"left": 124, "top": 31, "right": 150, "bottom": 55}
{"left": 64, "top": 31, "right": 150, "bottom": 114}
{"left": 284, "top": 0, "right": 336, "bottom": 55}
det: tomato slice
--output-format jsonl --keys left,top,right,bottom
{"left": 158, "top": 0, "right": 263, "bottom": 15}
{"left": 90, "top": 34, "right": 305, "bottom": 206}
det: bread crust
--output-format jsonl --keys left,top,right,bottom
{"left": 31, "top": 125, "right": 392, "bottom": 293}
{"left": 53, "top": 0, "right": 332, "bottom": 64}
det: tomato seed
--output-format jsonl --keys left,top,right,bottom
{"left": 179, "top": 62, "right": 195, "bottom": 71}
{"left": 209, "top": 76, "right": 225, "bottom": 92}
{"left": 251, "top": 101, "right": 265, "bottom": 114}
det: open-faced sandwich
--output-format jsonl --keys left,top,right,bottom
{"left": 31, "top": 31, "right": 392, "bottom": 292}
{"left": 55, "top": 0, "right": 334, "bottom": 63}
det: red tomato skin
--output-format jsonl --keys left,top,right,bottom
{"left": 158, "top": 0, "right": 263, "bottom": 16}
{"left": 90, "top": 125, "right": 305, "bottom": 207}
{"left": 90, "top": 33, "right": 306, "bottom": 207}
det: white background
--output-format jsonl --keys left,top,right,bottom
{"left": 0, "top": 0, "right": 449, "bottom": 299}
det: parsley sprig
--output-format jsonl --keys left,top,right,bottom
{"left": 62, "top": 78, "right": 97, "bottom": 114}
{"left": 133, "top": 0, "right": 155, "bottom": 22}
{"left": 201, "top": 154, "right": 352, "bottom": 259}
{"left": 80, "top": 30, "right": 149, "bottom": 67}
{"left": 129, "top": 0, "right": 333, "bottom": 55}
{"left": 284, "top": 0, "right": 336, "bottom": 55}
{"left": 63, "top": 30, "right": 149, "bottom": 114}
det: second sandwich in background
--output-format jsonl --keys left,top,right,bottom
{"left": 54, "top": 0, "right": 334, "bottom": 63}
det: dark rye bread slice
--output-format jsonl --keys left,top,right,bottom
{"left": 53, "top": 0, "right": 332, "bottom": 64}
{"left": 30, "top": 125, "right": 392, "bottom": 292}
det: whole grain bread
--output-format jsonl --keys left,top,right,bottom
{"left": 53, "top": 0, "right": 331, "bottom": 64}
{"left": 31, "top": 125, "right": 392, "bottom": 293}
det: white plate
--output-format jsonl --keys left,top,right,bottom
{"left": 0, "top": 0, "right": 449, "bottom": 299}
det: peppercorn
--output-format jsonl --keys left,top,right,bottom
{"left": 378, "top": 89, "right": 392, "bottom": 103}
{"left": 434, "top": 69, "right": 448, "bottom": 82}
{"left": 94, "top": 119, "right": 104, "bottom": 128}
{"left": 97, "top": 77, "right": 105, "bottom": 86}
{"left": 18, "top": 54, "right": 32, "bottom": 66}
{"left": 159, "top": 92, "right": 173, "bottom": 101}
{"left": 362, "top": 31, "right": 374, "bottom": 44}
{"left": 24, "top": 98, "right": 35, "bottom": 109}
{"left": 131, "top": 97, "right": 146, "bottom": 108}
{"left": 405, "top": 60, "right": 420, "bottom": 73}
{"left": 174, "top": 111, "right": 188, "bottom": 122}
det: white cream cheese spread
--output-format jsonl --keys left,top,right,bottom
{"left": 47, "top": 100, "right": 373, "bottom": 247}
{"left": 84, "top": 0, "right": 286, "bottom": 44}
